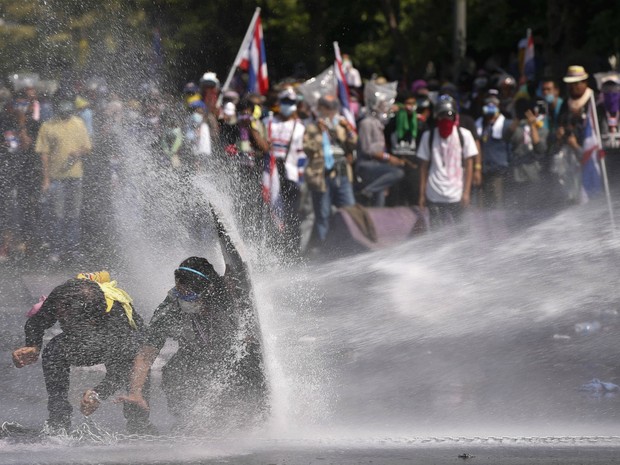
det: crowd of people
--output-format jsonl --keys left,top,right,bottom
{"left": 1, "top": 57, "right": 619, "bottom": 263}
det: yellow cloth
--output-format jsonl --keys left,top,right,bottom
{"left": 35, "top": 116, "right": 92, "bottom": 179}
{"left": 98, "top": 281, "right": 137, "bottom": 330}
{"left": 76, "top": 271, "right": 110, "bottom": 283}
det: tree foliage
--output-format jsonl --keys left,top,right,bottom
{"left": 0, "top": 0, "right": 618, "bottom": 92}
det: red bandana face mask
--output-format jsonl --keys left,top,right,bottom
{"left": 437, "top": 118, "right": 455, "bottom": 138}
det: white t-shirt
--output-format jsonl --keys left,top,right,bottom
{"left": 267, "top": 117, "right": 307, "bottom": 183}
{"left": 417, "top": 126, "right": 477, "bottom": 203}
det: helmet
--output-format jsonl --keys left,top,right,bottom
{"left": 200, "top": 72, "right": 220, "bottom": 89}
{"left": 183, "top": 82, "right": 199, "bottom": 94}
{"left": 434, "top": 94, "right": 457, "bottom": 119}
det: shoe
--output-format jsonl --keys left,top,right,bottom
{"left": 42, "top": 419, "right": 71, "bottom": 436}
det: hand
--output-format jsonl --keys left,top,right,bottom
{"left": 461, "top": 191, "right": 471, "bottom": 207}
{"left": 115, "top": 392, "right": 150, "bottom": 411}
{"left": 525, "top": 109, "right": 537, "bottom": 126}
{"left": 473, "top": 170, "right": 482, "bottom": 187}
{"left": 12, "top": 346, "right": 40, "bottom": 368}
{"left": 567, "top": 133, "right": 579, "bottom": 149}
{"left": 317, "top": 119, "right": 329, "bottom": 132}
{"left": 80, "top": 389, "right": 101, "bottom": 416}
{"left": 388, "top": 155, "right": 406, "bottom": 167}
{"left": 556, "top": 126, "right": 565, "bottom": 140}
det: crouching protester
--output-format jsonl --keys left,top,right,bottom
{"left": 12, "top": 272, "right": 155, "bottom": 435}
{"left": 118, "top": 227, "right": 268, "bottom": 433}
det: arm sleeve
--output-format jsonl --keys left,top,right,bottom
{"left": 144, "top": 299, "right": 173, "bottom": 350}
{"left": 303, "top": 124, "right": 322, "bottom": 158}
{"left": 533, "top": 127, "right": 548, "bottom": 156}
{"left": 416, "top": 131, "right": 431, "bottom": 161}
{"left": 95, "top": 356, "right": 128, "bottom": 399}
{"left": 462, "top": 129, "right": 479, "bottom": 158}
{"left": 75, "top": 118, "right": 92, "bottom": 152}
{"left": 24, "top": 304, "right": 58, "bottom": 348}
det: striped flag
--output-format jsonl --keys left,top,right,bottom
{"left": 262, "top": 118, "right": 284, "bottom": 230}
{"left": 240, "top": 15, "right": 269, "bottom": 95}
{"left": 333, "top": 42, "right": 356, "bottom": 130}
{"left": 523, "top": 29, "right": 535, "bottom": 81}
{"left": 582, "top": 94, "right": 604, "bottom": 195}
{"left": 221, "top": 8, "right": 269, "bottom": 99}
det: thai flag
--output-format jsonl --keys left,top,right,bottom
{"left": 240, "top": 15, "right": 269, "bottom": 95}
{"left": 333, "top": 42, "right": 356, "bottom": 131}
{"left": 262, "top": 119, "right": 284, "bottom": 230}
{"left": 581, "top": 95, "right": 604, "bottom": 195}
{"left": 523, "top": 29, "right": 535, "bottom": 81}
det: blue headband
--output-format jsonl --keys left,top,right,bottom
{"left": 177, "top": 267, "right": 209, "bottom": 281}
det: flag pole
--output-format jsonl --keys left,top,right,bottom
{"left": 591, "top": 93, "right": 617, "bottom": 235}
{"left": 219, "top": 7, "right": 261, "bottom": 102}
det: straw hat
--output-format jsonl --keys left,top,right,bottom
{"left": 563, "top": 65, "right": 589, "bottom": 83}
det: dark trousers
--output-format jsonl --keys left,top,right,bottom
{"left": 42, "top": 333, "right": 150, "bottom": 430}
{"left": 279, "top": 178, "right": 302, "bottom": 257}
{"left": 427, "top": 201, "right": 464, "bottom": 230}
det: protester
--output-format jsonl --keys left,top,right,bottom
{"left": 12, "top": 274, "right": 155, "bottom": 434}
{"left": 35, "top": 98, "right": 92, "bottom": 263}
{"left": 0, "top": 96, "right": 21, "bottom": 261}
{"left": 597, "top": 74, "right": 620, "bottom": 153}
{"left": 506, "top": 98, "right": 548, "bottom": 208}
{"left": 558, "top": 65, "right": 600, "bottom": 196}
{"left": 341, "top": 54, "right": 362, "bottom": 91}
{"left": 384, "top": 91, "right": 421, "bottom": 205}
{"left": 185, "top": 100, "right": 214, "bottom": 171}
{"left": 476, "top": 90, "right": 512, "bottom": 207}
{"left": 199, "top": 71, "right": 220, "bottom": 115}
{"left": 14, "top": 86, "right": 43, "bottom": 258}
{"left": 117, "top": 225, "right": 267, "bottom": 432}
{"left": 356, "top": 88, "right": 405, "bottom": 207}
{"left": 541, "top": 78, "right": 564, "bottom": 139}
{"left": 159, "top": 109, "right": 184, "bottom": 169}
{"left": 417, "top": 95, "right": 477, "bottom": 227}
{"left": 264, "top": 87, "right": 307, "bottom": 256}
{"left": 304, "top": 94, "right": 357, "bottom": 244}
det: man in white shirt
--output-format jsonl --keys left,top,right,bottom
{"left": 265, "top": 87, "right": 306, "bottom": 256}
{"left": 417, "top": 95, "right": 477, "bottom": 227}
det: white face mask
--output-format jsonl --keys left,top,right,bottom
{"left": 279, "top": 103, "right": 297, "bottom": 117}
{"left": 191, "top": 112, "right": 204, "bottom": 124}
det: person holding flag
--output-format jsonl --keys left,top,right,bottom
{"left": 559, "top": 65, "right": 605, "bottom": 197}
{"left": 263, "top": 87, "right": 306, "bottom": 257}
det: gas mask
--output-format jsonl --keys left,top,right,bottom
{"left": 169, "top": 288, "right": 203, "bottom": 314}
